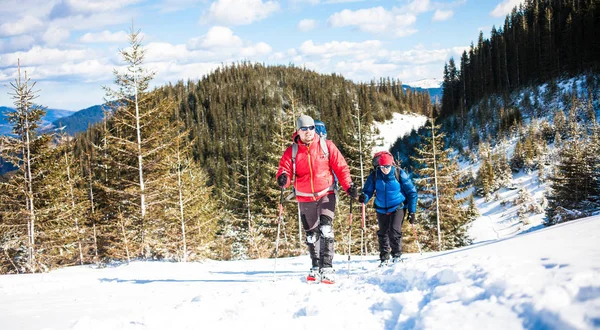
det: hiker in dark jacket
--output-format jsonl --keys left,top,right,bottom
{"left": 359, "top": 152, "right": 418, "bottom": 266}
{"left": 276, "top": 114, "right": 358, "bottom": 283}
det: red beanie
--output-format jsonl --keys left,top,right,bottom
{"left": 379, "top": 153, "right": 394, "bottom": 166}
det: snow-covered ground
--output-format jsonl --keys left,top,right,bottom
{"left": 372, "top": 112, "right": 427, "bottom": 154}
{"left": 1, "top": 113, "right": 598, "bottom": 330}
{"left": 1, "top": 217, "right": 598, "bottom": 330}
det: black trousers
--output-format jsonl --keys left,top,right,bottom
{"left": 376, "top": 209, "right": 405, "bottom": 261}
{"left": 299, "top": 194, "right": 336, "bottom": 268}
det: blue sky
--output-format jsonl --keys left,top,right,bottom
{"left": 0, "top": 0, "right": 524, "bottom": 110}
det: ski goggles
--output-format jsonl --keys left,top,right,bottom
{"left": 379, "top": 165, "right": 392, "bottom": 169}
{"left": 299, "top": 126, "right": 315, "bottom": 131}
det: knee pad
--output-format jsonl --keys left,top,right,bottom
{"left": 306, "top": 231, "right": 318, "bottom": 244}
{"left": 319, "top": 215, "right": 334, "bottom": 239}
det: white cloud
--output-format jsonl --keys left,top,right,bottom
{"left": 490, "top": 0, "right": 524, "bottom": 17}
{"left": 297, "top": 19, "right": 317, "bottom": 32}
{"left": 432, "top": 10, "right": 453, "bottom": 21}
{"left": 1, "top": 35, "right": 37, "bottom": 52}
{"left": 298, "top": 40, "right": 382, "bottom": 58}
{"left": 200, "top": 0, "right": 280, "bottom": 26}
{"left": 187, "top": 26, "right": 243, "bottom": 50}
{"left": 240, "top": 42, "right": 272, "bottom": 57}
{"left": 145, "top": 30, "right": 272, "bottom": 64}
{"left": 402, "top": 0, "right": 431, "bottom": 14}
{"left": 0, "top": 0, "right": 55, "bottom": 18}
{"left": 43, "top": 26, "right": 70, "bottom": 46}
{"left": 335, "top": 59, "right": 397, "bottom": 80}
{"left": 0, "top": 46, "right": 96, "bottom": 67}
{"left": 50, "top": 12, "right": 133, "bottom": 32}
{"left": 79, "top": 30, "right": 130, "bottom": 43}
{"left": 386, "top": 47, "right": 451, "bottom": 65}
{"left": 327, "top": 7, "right": 417, "bottom": 37}
{"left": 0, "top": 16, "right": 45, "bottom": 37}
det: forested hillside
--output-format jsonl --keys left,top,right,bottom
{"left": 441, "top": 0, "right": 599, "bottom": 120}
{"left": 0, "top": 29, "right": 432, "bottom": 273}
{"left": 394, "top": 0, "right": 600, "bottom": 235}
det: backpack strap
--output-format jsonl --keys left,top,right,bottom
{"left": 292, "top": 143, "right": 298, "bottom": 184}
{"left": 319, "top": 137, "right": 329, "bottom": 159}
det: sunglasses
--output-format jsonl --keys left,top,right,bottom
{"left": 300, "top": 126, "right": 315, "bottom": 131}
{"left": 379, "top": 165, "right": 392, "bottom": 169}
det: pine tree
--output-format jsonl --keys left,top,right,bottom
{"left": 545, "top": 135, "right": 596, "bottom": 225}
{"left": 411, "top": 114, "right": 471, "bottom": 251}
{"left": 102, "top": 25, "right": 181, "bottom": 259}
{"left": 0, "top": 62, "right": 52, "bottom": 273}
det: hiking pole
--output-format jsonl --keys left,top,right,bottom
{"left": 274, "top": 187, "right": 285, "bottom": 279}
{"left": 411, "top": 223, "right": 422, "bottom": 256}
{"left": 347, "top": 197, "right": 353, "bottom": 277}
{"left": 360, "top": 202, "right": 366, "bottom": 262}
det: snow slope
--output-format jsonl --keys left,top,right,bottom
{"left": 0, "top": 217, "right": 598, "bottom": 330}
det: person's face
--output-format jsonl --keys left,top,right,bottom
{"left": 298, "top": 125, "right": 315, "bottom": 143}
{"left": 380, "top": 165, "right": 392, "bottom": 174}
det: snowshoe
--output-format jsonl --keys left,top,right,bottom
{"left": 378, "top": 259, "right": 390, "bottom": 268}
{"left": 320, "top": 268, "right": 336, "bottom": 284}
{"left": 306, "top": 267, "right": 320, "bottom": 283}
{"left": 392, "top": 256, "right": 404, "bottom": 264}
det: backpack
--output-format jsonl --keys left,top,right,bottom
{"left": 315, "top": 120, "right": 327, "bottom": 139}
{"left": 371, "top": 150, "right": 401, "bottom": 183}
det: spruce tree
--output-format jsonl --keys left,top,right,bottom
{"left": 411, "top": 115, "right": 471, "bottom": 251}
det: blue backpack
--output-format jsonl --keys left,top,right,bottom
{"left": 315, "top": 120, "right": 328, "bottom": 139}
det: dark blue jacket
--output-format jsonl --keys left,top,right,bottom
{"left": 361, "top": 166, "right": 418, "bottom": 214}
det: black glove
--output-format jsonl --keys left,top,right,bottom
{"left": 277, "top": 173, "right": 288, "bottom": 188}
{"left": 358, "top": 194, "right": 366, "bottom": 203}
{"left": 347, "top": 184, "right": 358, "bottom": 198}
{"left": 408, "top": 212, "right": 416, "bottom": 225}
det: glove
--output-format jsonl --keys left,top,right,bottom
{"left": 347, "top": 184, "right": 358, "bottom": 198}
{"left": 358, "top": 194, "right": 366, "bottom": 203}
{"left": 408, "top": 212, "right": 416, "bottom": 225}
{"left": 277, "top": 173, "right": 288, "bottom": 188}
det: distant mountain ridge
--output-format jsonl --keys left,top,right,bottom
{"left": 0, "top": 105, "right": 105, "bottom": 136}
{"left": 52, "top": 105, "right": 105, "bottom": 135}
{"left": 402, "top": 78, "right": 443, "bottom": 102}
{"left": 0, "top": 106, "right": 75, "bottom": 135}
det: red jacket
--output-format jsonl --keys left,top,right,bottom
{"left": 276, "top": 133, "right": 352, "bottom": 202}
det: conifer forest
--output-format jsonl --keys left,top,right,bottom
{"left": 1, "top": 0, "right": 599, "bottom": 274}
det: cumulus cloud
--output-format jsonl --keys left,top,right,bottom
{"left": 298, "top": 40, "right": 382, "bottom": 58}
{"left": 0, "top": 46, "right": 96, "bottom": 67}
{"left": 0, "top": 16, "right": 45, "bottom": 37}
{"left": 0, "top": 35, "right": 37, "bottom": 53}
{"left": 145, "top": 28, "right": 271, "bottom": 64}
{"left": 79, "top": 30, "right": 130, "bottom": 43}
{"left": 43, "top": 26, "right": 71, "bottom": 46}
{"left": 490, "top": 0, "right": 524, "bottom": 17}
{"left": 327, "top": 7, "right": 417, "bottom": 37}
{"left": 297, "top": 19, "right": 317, "bottom": 32}
{"left": 200, "top": 0, "right": 280, "bottom": 26}
{"left": 187, "top": 26, "right": 243, "bottom": 50}
{"left": 432, "top": 10, "right": 453, "bottom": 21}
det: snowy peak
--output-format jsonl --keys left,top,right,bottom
{"left": 404, "top": 78, "right": 443, "bottom": 89}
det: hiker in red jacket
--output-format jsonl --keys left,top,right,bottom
{"left": 276, "top": 115, "right": 358, "bottom": 283}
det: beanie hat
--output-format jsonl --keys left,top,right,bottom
{"left": 378, "top": 153, "right": 394, "bottom": 166}
{"left": 296, "top": 115, "right": 315, "bottom": 130}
